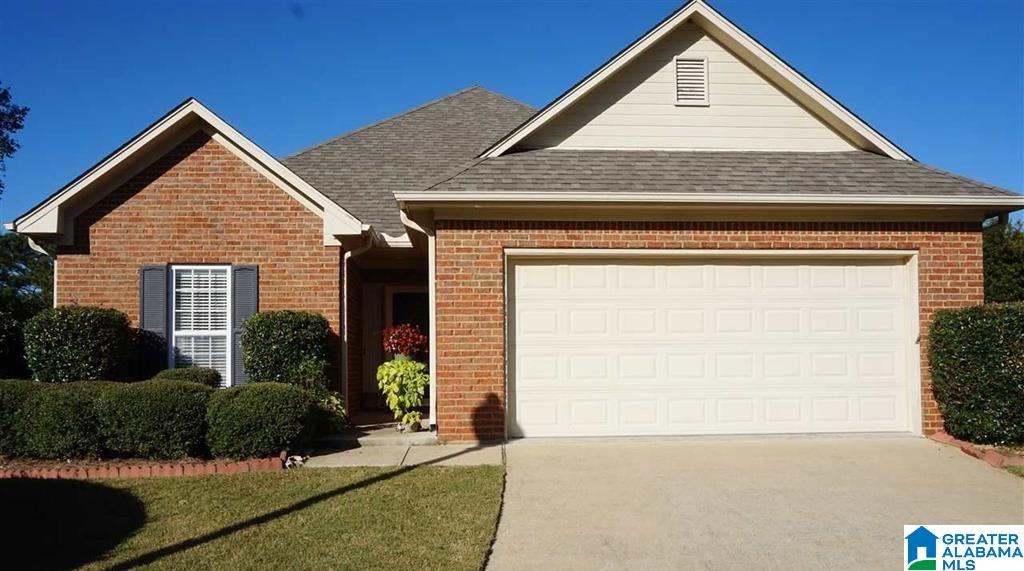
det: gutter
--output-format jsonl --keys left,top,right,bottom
{"left": 395, "top": 191, "right": 1024, "bottom": 208}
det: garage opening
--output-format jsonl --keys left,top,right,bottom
{"left": 507, "top": 253, "right": 919, "bottom": 438}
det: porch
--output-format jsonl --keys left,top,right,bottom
{"left": 343, "top": 236, "right": 430, "bottom": 427}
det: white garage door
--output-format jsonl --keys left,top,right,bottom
{"left": 509, "top": 256, "right": 917, "bottom": 437}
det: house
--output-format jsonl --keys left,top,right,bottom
{"left": 8, "top": 0, "right": 1022, "bottom": 442}
{"left": 906, "top": 526, "right": 938, "bottom": 565}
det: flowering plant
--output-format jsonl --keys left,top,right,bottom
{"left": 381, "top": 323, "right": 428, "bottom": 357}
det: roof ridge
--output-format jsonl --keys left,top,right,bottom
{"left": 283, "top": 86, "right": 517, "bottom": 160}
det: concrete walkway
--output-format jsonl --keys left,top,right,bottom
{"left": 488, "top": 436, "right": 1024, "bottom": 570}
{"left": 306, "top": 444, "right": 503, "bottom": 467}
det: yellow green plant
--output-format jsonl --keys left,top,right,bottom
{"left": 376, "top": 358, "right": 429, "bottom": 427}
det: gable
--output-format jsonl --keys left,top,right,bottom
{"left": 9, "top": 99, "right": 363, "bottom": 246}
{"left": 484, "top": 0, "right": 911, "bottom": 160}
{"left": 518, "top": 21, "right": 856, "bottom": 152}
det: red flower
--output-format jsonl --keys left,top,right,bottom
{"left": 382, "top": 323, "right": 428, "bottom": 357}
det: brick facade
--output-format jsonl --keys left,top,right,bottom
{"left": 434, "top": 220, "right": 984, "bottom": 442}
{"left": 56, "top": 131, "right": 345, "bottom": 388}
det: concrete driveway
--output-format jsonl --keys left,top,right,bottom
{"left": 488, "top": 436, "right": 1023, "bottom": 570}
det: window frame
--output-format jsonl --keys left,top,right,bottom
{"left": 167, "top": 264, "right": 232, "bottom": 385}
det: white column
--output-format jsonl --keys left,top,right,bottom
{"left": 428, "top": 232, "right": 438, "bottom": 428}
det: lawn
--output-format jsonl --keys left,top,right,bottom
{"left": 0, "top": 466, "right": 505, "bottom": 570}
{"left": 1007, "top": 465, "right": 1024, "bottom": 479}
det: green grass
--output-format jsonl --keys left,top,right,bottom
{"left": 1006, "top": 465, "right": 1024, "bottom": 479}
{"left": 0, "top": 466, "right": 505, "bottom": 570}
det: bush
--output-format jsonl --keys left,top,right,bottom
{"left": 241, "top": 311, "right": 330, "bottom": 391}
{"left": 984, "top": 221, "right": 1024, "bottom": 303}
{"left": 929, "top": 302, "right": 1024, "bottom": 444}
{"left": 18, "top": 382, "right": 119, "bottom": 458}
{"left": 0, "top": 380, "right": 47, "bottom": 456}
{"left": 24, "top": 306, "right": 133, "bottom": 382}
{"left": 0, "top": 310, "right": 29, "bottom": 378}
{"left": 376, "top": 358, "right": 429, "bottom": 426}
{"left": 206, "top": 383, "right": 315, "bottom": 459}
{"left": 152, "top": 367, "right": 222, "bottom": 388}
{"left": 99, "top": 380, "right": 214, "bottom": 459}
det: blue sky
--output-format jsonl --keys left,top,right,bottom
{"left": 1, "top": 0, "right": 1022, "bottom": 223}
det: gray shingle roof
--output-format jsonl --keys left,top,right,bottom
{"left": 281, "top": 86, "right": 536, "bottom": 234}
{"left": 425, "top": 149, "right": 1017, "bottom": 197}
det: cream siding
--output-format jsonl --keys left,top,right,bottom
{"left": 519, "top": 22, "right": 857, "bottom": 152}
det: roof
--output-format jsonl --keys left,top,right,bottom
{"left": 10, "top": 98, "right": 362, "bottom": 243}
{"left": 481, "top": 0, "right": 912, "bottom": 160}
{"left": 282, "top": 86, "right": 536, "bottom": 235}
{"left": 411, "top": 149, "right": 1019, "bottom": 198}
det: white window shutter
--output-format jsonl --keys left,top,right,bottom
{"left": 675, "top": 57, "right": 709, "bottom": 106}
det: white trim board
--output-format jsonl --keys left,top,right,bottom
{"left": 10, "top": 98, "right": 364, "bottom": 245}
{"left": 505, "top": 248, "right": 918, "bottom": 260}
{"left": 481, "top": 0, "right": 911, "bottom": 160}
{"left": 397, "top": 191, "right": 1024, "bottom": 209}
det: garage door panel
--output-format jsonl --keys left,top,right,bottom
{"left": 518, "top": 302, "right": 905, "bottom": 342}
{"left": 516, "top": 347, "right": 907, "bottom": 390}
{"left": 512, "top": 389, "right": 909, "bottom": 437}
{"left": 510, "top": 258, "right": 915, "bottom": 437}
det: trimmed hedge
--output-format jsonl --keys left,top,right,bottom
{"left": 206, "top": 383, "right": 315, "bottom": 459}
{"left": 18, "top": 382, "right": 120, "bottom": 459}
{"left": 24, "top": 306, "right": 134, "bottom": 382}
{"left": 99, "top": 380, "right": 214, "bottom": 459}
{"left": 0, "top": 380, "right": 47, "bottom": 456}
{"left": 241, "top": 311, "right": 330, "bottom": 391}
{"left": 929, "top": 302, "right": 1024, "bottom": 444}
{"left": 152, "top": 367, "right": 222, "bottom": 388}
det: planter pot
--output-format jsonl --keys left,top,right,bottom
{"left": 394, "top": 421, "right": 422, "bottom": 433}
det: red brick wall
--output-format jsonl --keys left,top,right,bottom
{"left": 434, "top": 220, "right": 984, "bottom": 442}
{"left": 57, "top": 131, "right": 344, "bottom": 387}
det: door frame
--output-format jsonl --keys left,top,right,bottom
{"left": 503, "top": 248, "right": 922, "bottom": 438}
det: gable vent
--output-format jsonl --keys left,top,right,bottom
{"left": 675, "top": 57, "right": 709, "bottom": 106}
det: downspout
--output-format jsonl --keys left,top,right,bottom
{"left": 341, "top": 230, "right": 377, "bottom": 414}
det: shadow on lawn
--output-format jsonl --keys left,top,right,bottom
{"left": 106, "top": 393, "right": 504, "bottom": 570}
{"left": 0, "top": 478, "right": 146, "bottom": 570}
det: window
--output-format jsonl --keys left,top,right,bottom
{"left": 170, "top": 266, "right": 231, "bottom": 386}
{"left": 675, "top": 57, "right": 709, "bottom": 106}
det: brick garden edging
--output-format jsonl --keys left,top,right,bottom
{"left": 0, "top": 453, "right": 285, "bottom": 480}
{"left": 928, "top": 431, "right": 1024, "bottom": 469}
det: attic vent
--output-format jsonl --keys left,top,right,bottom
{"left": 675, "top": 57, "right": 709, "bottom": 106}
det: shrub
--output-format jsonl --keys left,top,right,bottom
{"left": 152, "top": 367, "right": 222, "bottom": 388}
{"left": 376, "top": 358, "right": 429, "bottom": 426}
{"left": 313, "top": 390, "right": 348, "bottom": 435}
{"left": 0, "top": 380, "right": 47, "bottom": 456}
{"left": 984, "top": 220, "right": 1024, "bottom": 303}
{"left": 99, "top": 380, "right": 214, "bottom": 459}
{"left": 929, "top": 302, "right": 1024, "bottom": 444}
{"left": 18, "top": 382, "right": 119, "bottom": 458}
{"left": 24, "top": 306, "right": 133, "bottom": 382}
{"left": 241, "top": 311, "right": 330, "bottom": 391}
{"left": 206, "top": 383, "right": 315, "bottom": 459}
{"left": 0, "top": 309, "right": 29, "bottom": 378}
